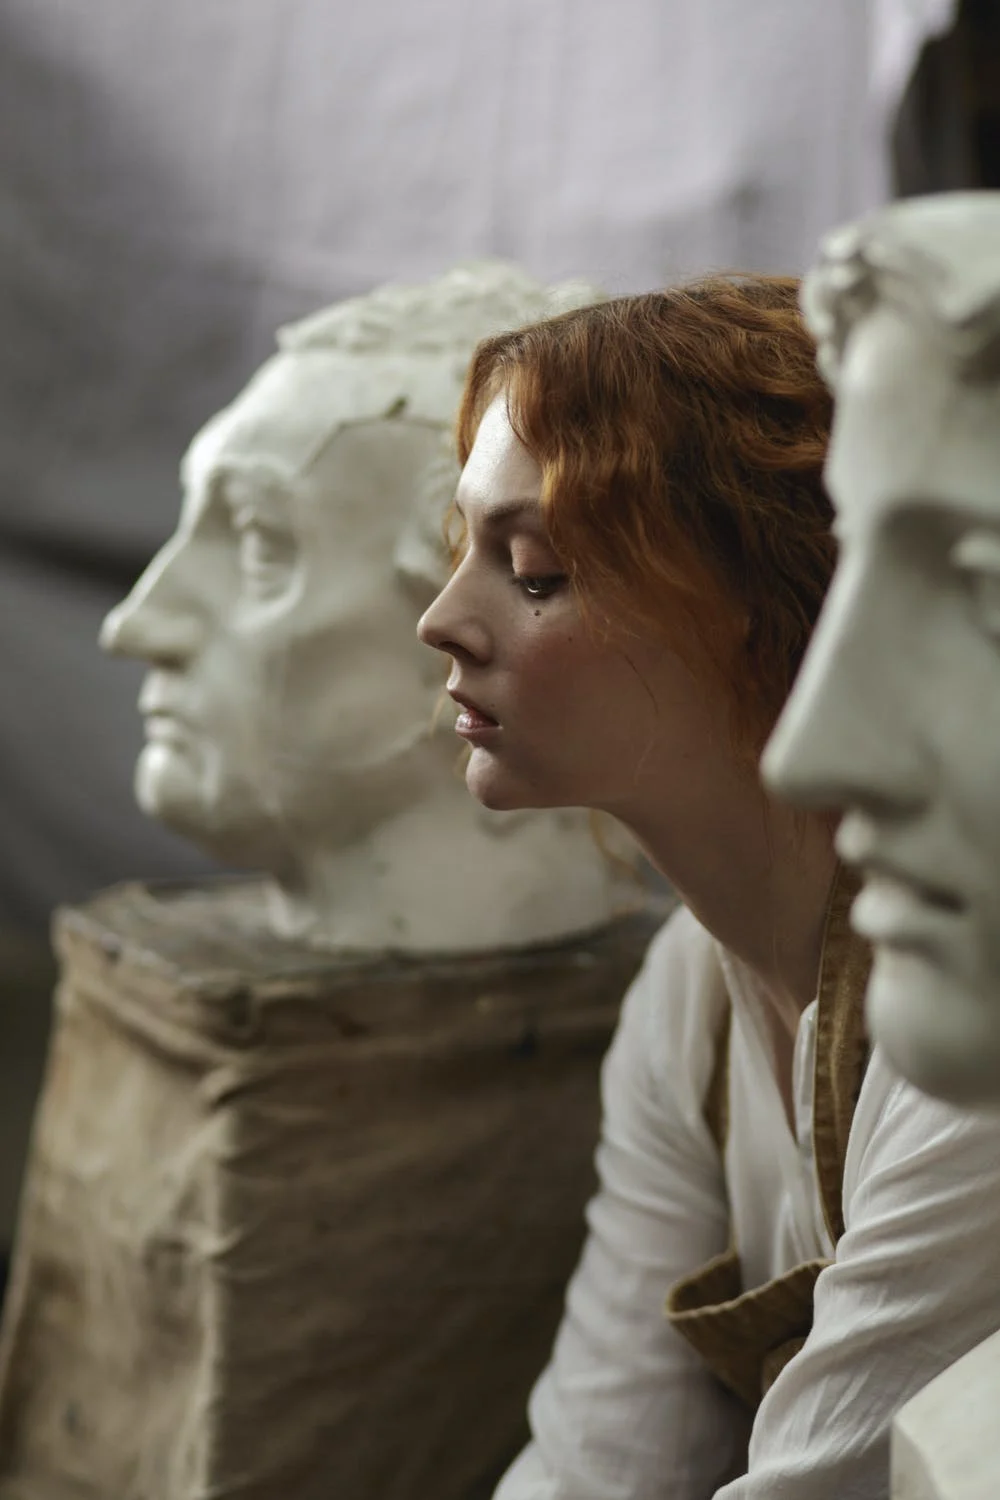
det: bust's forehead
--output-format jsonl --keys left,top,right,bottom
{"left": 182, "top": 346, "right": 466, "bottom": 488}
{"left": 829, "top": 303, "right": 1000, "bottom": 525}
{"left": 832, "top": 303, "right": 963, "bottom": 474}
{"left": 838, "top": 303, "right": 937, "bottom": 397}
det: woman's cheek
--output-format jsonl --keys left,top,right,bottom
{"left": 520, "top": 625, "right": 588, "bottom": 696}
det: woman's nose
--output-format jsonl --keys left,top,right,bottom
{"left": 99, "top": 544, "right": 205, "bottom": 668}
{"left": 417, "top": 570, "right": 491, "bottom": 664}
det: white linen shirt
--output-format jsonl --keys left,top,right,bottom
{"left": 494, "top": 904, "right": 1000, "bottom": 1500}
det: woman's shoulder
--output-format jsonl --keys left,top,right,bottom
{"left": 617, "top": 902, "right": 730, "bottom": 1124}
{"left": 640, "top": 899, "right": 722, "bottom": 979}
{"left": 638, "top": 902, "right": 729, "bottom": 1018}
{"left": 845, "top": 1045, "right": 1000, "bottom": 1216}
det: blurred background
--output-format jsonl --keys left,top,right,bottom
{"left": 1, "top": 0, "right": 997, "bottom": 1292}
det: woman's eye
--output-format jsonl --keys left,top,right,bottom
{"left": 513, "top": 573, "right": 567, "bottom": 601}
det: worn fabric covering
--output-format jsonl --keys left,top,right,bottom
{"left": 0, "top": 0, "right": 955, "bottom": 927}
{"left": 0, "top": 883, "right": 663, "bottom": 1499}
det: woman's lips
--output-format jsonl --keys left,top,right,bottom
{"left": 455, "top": 707, "right": 500, "bottom": 740}
{"left": 449, "top": 691, "right": 500, "bottom": 741}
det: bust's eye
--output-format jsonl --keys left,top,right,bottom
{"left": 233, "top": 509, "right": 298, "bottom": 599}
{"left": 950, "top": 529, "right": 1000, "bottom": 637}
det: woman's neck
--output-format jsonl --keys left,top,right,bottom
{"left": 622, "top": 772, "right": 837, "bottom": 1034}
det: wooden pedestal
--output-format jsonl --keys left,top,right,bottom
{"left": 0, "top": 880, "right": 663, "bottom": 1500}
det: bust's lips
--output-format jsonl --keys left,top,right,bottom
{"left": 142, "top": 713, "right": 192, "bottom": 748}
{"left": 137, "top": 681, "right": 197, "bottom": 745}
{"left": 851, "top": 867, "right": 967, "bottom": 956}
{"left": 138, "top": 676, "right": 192, "bottom": 720}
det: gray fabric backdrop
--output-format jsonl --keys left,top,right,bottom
{"left": 0, "top": 0, "right": 955, "bottom": 928}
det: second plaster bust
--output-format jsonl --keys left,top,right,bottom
{"left": 100, "top": 263, "right": 636, "bottom": 953}
{"left": 763, "top": 193, "right": 1000, "bottom": 1105}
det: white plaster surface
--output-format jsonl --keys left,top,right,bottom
{"left": 101, "top": 264, "right": 637, "bottom": 953}
{"left": 761, "top": 192, "right": 1000, "bottom": 1500}
{"left": 892, "top": 1331, "right": 1000, "bottom": 1500}
{"left": 764, "top": 193, "right": 1000, "bottom": 1109}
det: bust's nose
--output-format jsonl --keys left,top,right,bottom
{"left": 763, "top": 559, "right": 929, "bottom": 819}
{"left": 99, "top": 543, "right": 205, "bottom": 668}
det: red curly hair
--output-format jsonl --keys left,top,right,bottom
{"left": 456, "top": 276, "right": 834, "bottom": 758}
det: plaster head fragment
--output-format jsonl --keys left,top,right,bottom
{"left": 100, "top": 264, "right": 635, "bottom": 952}
{"left": 763, "top": 193, "right": 1000, "bottom": 1105}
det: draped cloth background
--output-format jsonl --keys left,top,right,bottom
{"left": 0, "top": 0, "right": 956, "bottom": 928}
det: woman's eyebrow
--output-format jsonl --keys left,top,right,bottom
{"left": 454, "top": 495, "right": 543, "bottom": 527}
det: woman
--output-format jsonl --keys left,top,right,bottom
{"left": 418, "top": 279, "right": 1000, "bottom": 1499}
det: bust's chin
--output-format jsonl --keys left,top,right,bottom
{"left": 133, "top": 744, "right": 271, "bottom": 869}
{"left": 866, "top": 947, "right": 1000, "bottom": 1107}
{"left": 135, "top": 741, "right": 201, "bottom": 823}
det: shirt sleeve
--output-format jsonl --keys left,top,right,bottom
{"left": 493, "top": 908, "right": 751, "bottom": 1500}
{"left": 717, "top": 1055, "right": 1000, "bottom": 1500}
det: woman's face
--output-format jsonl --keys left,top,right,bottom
{"left": 417, "top": 394, "right": 736, "bottom": 827}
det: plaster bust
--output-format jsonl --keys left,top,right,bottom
{"left": 762, "top": 192, "right": 1000, "bottom": 1106}
{"left": 100, "top": 263, "right": 635, "bottom": 952}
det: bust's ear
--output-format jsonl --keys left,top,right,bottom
{"left": 394, "top": 434, "right": 460, "bottom": 610}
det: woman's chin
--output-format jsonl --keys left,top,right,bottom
{"left": 466, "top": 772, "right": 524, "bottom": 812}
{"left": 465, "top": 750, "right": 544, "bottom": 812}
